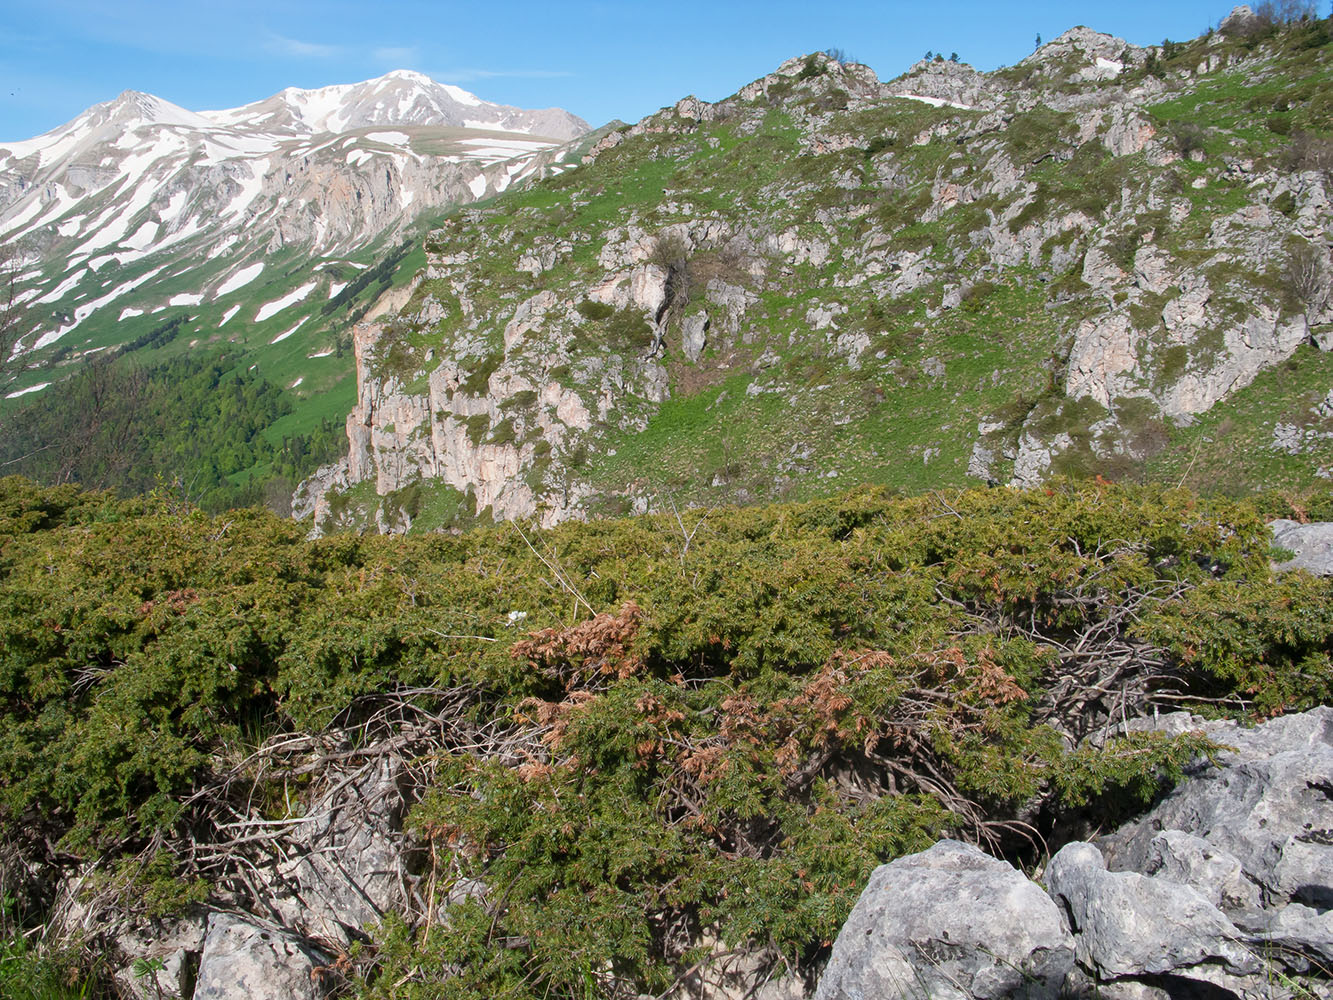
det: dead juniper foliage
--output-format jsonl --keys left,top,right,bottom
{"left": 511, "top": 601, "right": 645, "bottom": 687}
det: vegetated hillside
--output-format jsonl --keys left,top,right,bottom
{"left": 1, "top": 475, "right": 1331, "bottom": 997}
{"left": 299, "top": 12, "right": 1333, "bottom": 536}
{"left": 0, "top": 316, "right": 348, "bottom": 513}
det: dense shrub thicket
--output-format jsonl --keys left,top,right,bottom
{"left": 1, "top": 477, "right": 1331, "bottom": 997}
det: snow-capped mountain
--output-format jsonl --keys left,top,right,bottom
{"left": 202, "top": 69, "right": 587, "bottom": 138}
{"left": 0, "top": 71, "right": 591, "bottom": 365}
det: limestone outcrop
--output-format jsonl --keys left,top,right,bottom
{"left": 815, "top": 840, "right": 1074, "bottom": 1000}
{"left": 816, "top": 708, "right": 1333, "bottom": 1000}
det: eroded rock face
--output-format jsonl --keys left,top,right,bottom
{"left": 1099, "top": 708, "right": 1333, "bottom": 910}
{"left": 300, "top": 304, "right": 670, "bottom": 530}
{"left": 298, "top": 28, "right": 1333, "bottom": 526}
{"left": 815, "top": 840, "right": 1074, "bottom": 1000}
{"left": 1046, "top": 841, "right": 1259, "bottom": 985}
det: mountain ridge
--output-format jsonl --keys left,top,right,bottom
{"left": 296, "top": 17, "right": 1333, "bottom": 534}
{"left": 0, "top": 70, "right": 592, "bottom": 405}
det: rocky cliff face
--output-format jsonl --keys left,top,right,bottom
{"left": 302, "top": 22, "right": 1333, "bottom": 534}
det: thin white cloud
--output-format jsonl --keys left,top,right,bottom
{"left": 264, "top": 32, "right": 342, "bottom": 59}
{"left": 434, "top": 67, "right": 574, "bottom": 83}
{"left": 373, "top": 46, "right": 419, "bottom": 65}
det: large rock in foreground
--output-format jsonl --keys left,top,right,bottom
{"left": 193, "top": 913, "right": 327, "bottom": 1000}
{"left": 1100, "top": 708, "right": 1333, "bottom": 912}
{"left": 814, "top": 839, "right": 1074, "bottom": 1000}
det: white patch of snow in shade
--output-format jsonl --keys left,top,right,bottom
{"left": 220, "top": 160, "right": 267, "bottom": 218}
{"left": 168, "top": 292, "right": 203, "bottom": 306}
{"left": 210, "top": 233, "right": 240, "bottom": 256}
{"left": 279, "top": 82, "right": 352, "bottom": 133}
{"left": 255, "top": 281, "right": 318, "bottom": 322}
{"left": 458, "top": 137, "right": 549, "bottom": 151}
{"left": 6, "top": 381, "right": 50, "bottom": 398}
{"left": 462, "top": 119, "right": 530, "bottom": 135}
{"left": 2, "top": 124, "right": 80, "bottom": 167}
{"left": 195, "top": 134, "right": 283, "bottom": 165}
{"left": 159, "top": 189, "right": 188, "bottom": 223}
{"left": 270, "top": 316, "right": 308, "bottom": 344}
{"left": 894, "top": 94, "right": 976, "bottom": 111}
{"left": 346, "top": 149, "right": 373, "bottom": 167}
{"left": 75, "top": 167, "right": 165, "bottom": 253}
{"left": 10, "top": 184, "right": 83, "bottom": 240}
{"left": 365, "top": 131, "right": 410, "bottom": 145}
{"left": 400, "top": 188, "right": 415, "bottom": 209}
{"left": 0, "top": 196, "right": 48, "bottom": 237}
{"left": 467, "top": 174, "right": 487, "bottom": 198}
{"left": 327, "top": 281, "right": 347, "bottom": 297}
{"left": 308, "top": 348, "right": 334, "bottom": 358}
{"left": 219, "top": 304, "right": 241, "bottom": 326}
{"left": 152, "top": 215, "right": 205, "bottom": 252}
{"left": 116, "top": 131, "right": 186, "bottom": 187}
{"left": 56, "top": 215, "right": 85, "bottom": 237}
{"left": 119, "top": 307, "right": 145, "bottom": 320}
{"left": 213, "top": 261, "right": 265, "bottom": 298}
{"left": 290, "top": 376, "right": 304, "bottom": 387}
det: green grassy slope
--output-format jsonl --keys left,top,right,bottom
{"left": 322, "top": 20, "right": 1333, "bottom": 534}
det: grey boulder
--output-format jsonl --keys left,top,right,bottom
{"left": 1046, "top": 841, "right": 1259, "bottom": 985}
{"left": 271, "top": 757, "right": 413, "bottom": 945}
{"left": 193, "top": 913, "right": 326, "bottom": 1000}
{"left": 814, "top": 839, "right": 1073, "bottom": 1000}
{"left": 681, "top": 311, "right": 709, "bottom": 362}
{"left": 1270, "top": 519, "right": 1333, "bottom": 575}
{"left": 1143, "top": 830, "right": 1261, "bottom": 913}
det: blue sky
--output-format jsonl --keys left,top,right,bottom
{"left": 2, "top": 0, "right": 1238, "bottom": 141}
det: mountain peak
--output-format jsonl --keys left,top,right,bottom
{"left": 104, "top": 90, "right": 213, "bottom": 128}
{"left": 380, "top": 69, "right": 434, "bottom": 85}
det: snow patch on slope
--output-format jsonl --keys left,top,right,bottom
{"left": 255, "top": 280, "right": 318, "bottom": 322}
{"left": 270, "top": 316, "right": 308, "bottom": 343}
{"left": 214, "top": 262, "right": 265, "bottom": 298}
